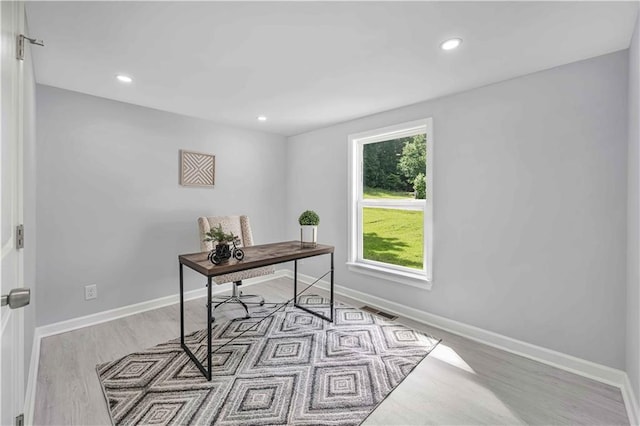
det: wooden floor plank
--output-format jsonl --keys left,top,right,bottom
{"left": 34, "top": 277, "right": 629, "bottom": 425}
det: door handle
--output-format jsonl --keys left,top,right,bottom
{"left": 1, "top": 288, "right": 30, "bottom": 309}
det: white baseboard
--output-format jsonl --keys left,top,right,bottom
{"left": 23, "top": 270, "right": 286, "bottom": 423}
{"left": 622, "top": 374, "right": 640, "bottom": 426}
{"left": 285, "top": 269, "right": 637, "bottom": 420}
{"left": 23, "top": 268, "right": 637, "bottom": 425}
{"left": 36, "top": 271, "right": 285, "bottom": 338}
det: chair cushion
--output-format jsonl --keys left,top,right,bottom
{"left": 213, "top": 265, "right": 275, "bottom": 285}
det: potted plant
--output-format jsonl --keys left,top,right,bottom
{"left": 298, "top": 210, "right": 320, "bottom": 248}
{"left": 203, "top": 224, "right": 237, "bottom": 263}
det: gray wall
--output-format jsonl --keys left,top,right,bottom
{"left": 35, "top": 86, "right": 287, "bottom": 325}
{"left": 286, "top": 51, "right": 629, "bottom": 369}
{"left": 627, "top": 12, "right": 640, "bottom": 407}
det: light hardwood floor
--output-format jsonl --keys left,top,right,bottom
{"left": 34, "top": 277, "right": 629, "bottom": 425}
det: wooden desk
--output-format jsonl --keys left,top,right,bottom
{"left": 178, "top": 240, "right": 335, "bottom": 380}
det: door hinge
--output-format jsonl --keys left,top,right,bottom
{"left": 16, "top": 34, "right": 44, "bottom": 61}
{"left": 15, "top": 414, "right": 24, "bottom": 426}
{"left": 16, "top": 224, "right": 24, "bottom": 249}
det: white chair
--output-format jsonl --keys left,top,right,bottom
{"left": 197, "top": 215, "right": 274, "bottom": 318}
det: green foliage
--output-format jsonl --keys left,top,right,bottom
{"left": 362, "top": 134, "right": 426, "bottom": 194}
{"left": 398, "top": 134, "right": 426, "bottom": 184}
{"left": 363, "top": 207, "right": 424, "bottom": 269}
{"left": 363, "top": 187, "right": 414, "bottom": 199}
{"left": 298, "top": 210, "right": 320, "bottom": 226}
{"left": 383, "top": 173, "right": 404, "bottom": 191}
{"left": 363, "top": 139, "right": 408, "bottom": 191}
{"left": 413, "top": 173, "right": 426, "bottom": 199}
{"left": 203, "top": 224, "right": 236, "bottom": 244}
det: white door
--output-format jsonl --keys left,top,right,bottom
{"left": 1, "top": 1, "right": 26, "bottom": 425}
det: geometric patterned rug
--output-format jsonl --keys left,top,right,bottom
{"left": 97, "top": 296, "right": 440, "bottom": 425}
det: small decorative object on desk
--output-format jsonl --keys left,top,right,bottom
{"left": 203, "top": 224, "right": 245, "bottom": 264}
{"left": 298, "top": 210, "right": 319, "bottom": 248}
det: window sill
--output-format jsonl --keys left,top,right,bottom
{"left": 346, "top": 262, "right": 432, "bottom": 290}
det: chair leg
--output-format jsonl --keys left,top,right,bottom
{"left": 238, "top": 299, "right": 250, "bottom": 319}
{"left": 212, "top": 295, "right": 233, "bottom": 302}
{"left": 214, "top": 299, "right": 231, "bottom": 310}
{"left": 239, "top": 291, "right": 265, "bottom": 305}
{"left": 209, "top": 280, "right": 260, "bottom": 319}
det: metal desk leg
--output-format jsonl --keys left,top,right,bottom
{"left": 294, "top": 259, "right": 298, "bottom": 304}
{"left": 207, "top": 276, "right": 212, "bottom": 380}
{"left": 330, "top": 252, "right": 334, "bottom": 322}
{"left": 293, "top": 254, "right": 334, "bottom": 323}
{"left": 180, "top": 263, "right": 184, "bottom": 346}
{"left": 180, "top": 264, "right": 213, "bottom": 381}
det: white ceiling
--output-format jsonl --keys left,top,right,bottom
{"left": 26, "top": 1, "right": 639, "bottom": 136}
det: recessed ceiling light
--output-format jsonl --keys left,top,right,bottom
{"left": 116, "top": 74, "right": 133, "bottom": 83}
{"left": 257, "top": 116, "right": 267, "bottom": 122}
{"left": 440, "top": 38, "right": 462, "bottom": 51}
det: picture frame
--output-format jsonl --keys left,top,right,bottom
{"left": 179, "top": 150, "right": 215, "bottom": 187}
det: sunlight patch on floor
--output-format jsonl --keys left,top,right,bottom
{"left": 431, "top": 344, "right": 476, "bottom": 374}
{"left": 424, "top": 344, "right": 527, "bottom": 425}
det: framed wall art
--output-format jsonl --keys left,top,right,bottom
{"left": 180, "top": 150, "right": 215, "bottom": 187}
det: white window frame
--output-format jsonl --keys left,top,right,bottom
{"left": 347, "top": 118, "right": 433, "bottom": 289}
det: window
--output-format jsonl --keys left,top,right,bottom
{"left": 348, "top": 118, "right": 433, "bottom": 288}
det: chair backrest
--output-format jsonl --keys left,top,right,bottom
{"left": 197, "top": 215, "right": 254, "bottom": 252}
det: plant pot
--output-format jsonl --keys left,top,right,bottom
{"left": 300, "top": 225, "right": 318, "bottom": 248}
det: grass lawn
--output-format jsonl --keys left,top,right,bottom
{"left": 363, "top": 207, "right": 423, "bottom": 270}
{"left": 363, "top": 187, "right": 414, "bottom": 199}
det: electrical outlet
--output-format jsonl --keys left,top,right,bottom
{"left": 85, "top": 284, "right": 97, "bottom": 300}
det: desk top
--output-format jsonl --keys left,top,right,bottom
{"left": 179, "top": 240, "right": 334, "bottom": 277}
